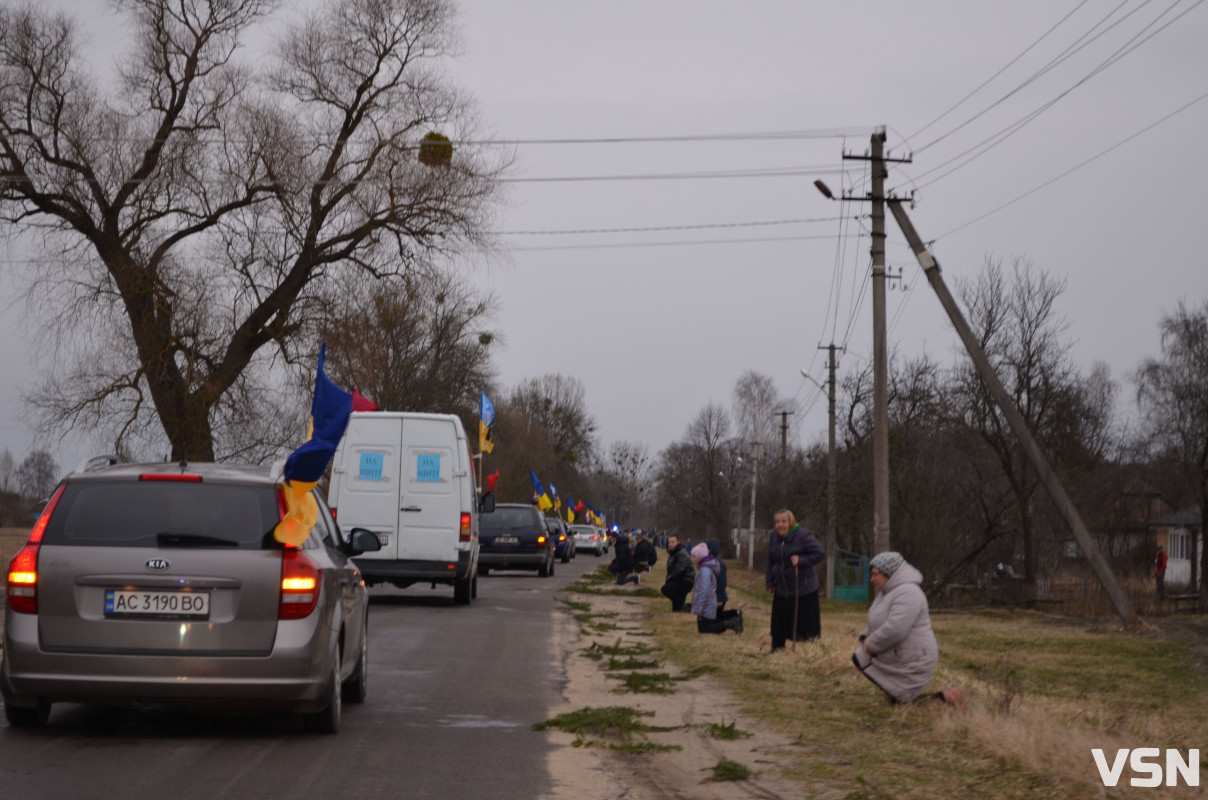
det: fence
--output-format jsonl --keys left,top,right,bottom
{"left": 834, "top": 547, "right": 870, "bottom": 602}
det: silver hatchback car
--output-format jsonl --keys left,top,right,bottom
{"left": 2, "top": 461, "right": 380, "bottom": 733}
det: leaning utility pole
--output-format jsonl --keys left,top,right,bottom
{"left": 778, "top": 410, "right": 794, "bottom": 460}
{"left": 887, "top": 200, "right": 1137, "bottom": 626}
{"left": 843, "top": 131, "right": 909, "bottom": 555}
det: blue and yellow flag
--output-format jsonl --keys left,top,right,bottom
{"left": 478, "top": 392, "right": 495, "bottom": 454}
{"left": 529, "top": 470, "right": 553, "bottom": 512}
{"left": 275, "top": 343, "right": 352, "bottom": 546}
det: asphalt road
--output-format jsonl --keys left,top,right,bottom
{"left": 0, "top": 553, "right": 601, "bottom": 800}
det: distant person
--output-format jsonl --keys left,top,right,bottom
{"left": 661, "top": 534, "right": 695, "bottom": 612}
{"left": 852, "top": 551, "right": 964, "bottom": 709}
{"left": 633, "top": 534, "right": 657, "bottom": 573}
{"left": 706, "top": 538, "right": 741, "bottom": 624}
{"left": 691, "top": 543, "right": 742, "bottom": 634}
{"left": 1155, "top": 544, "right": 1167, "bottom": 601}
{"left": 765, "top": 509, "right": 825, "bottom": 652}
{"left": 610, "top": 534, "right": 639, "bottom": 586}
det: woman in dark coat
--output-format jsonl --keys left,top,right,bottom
{"left": 765, "top": 508, "right": 825, "bottom": 652}
{"left": 611, "top": 534, "right": 639, "bottom": 585}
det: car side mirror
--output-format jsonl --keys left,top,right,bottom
{"left": 346, "top": 527, "right": 383, "bottom": 556}
{"left": 479, "top": 492, "right": 495, "bottom": 514}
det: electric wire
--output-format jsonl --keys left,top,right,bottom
{"left": 501, "top": 164, "right": 844, "bottom": 183}
{"left": 499, "top": 216, "right": 845, "bottom": 235}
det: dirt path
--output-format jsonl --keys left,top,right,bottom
{"left": 541, "top": 590, "right": 838, "bottom": 800}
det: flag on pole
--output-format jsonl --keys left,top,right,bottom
{"left": 478, "top": 392, "right": 495, "bottom": 454}
{"left": 550, "top": 482, "right": 561, "bottom": 511}
{"left": 529, "top": 470, "right": 553, "bottom": 512}
{"left": 351, "top": 389, "right": 379, "bottom": 412}
{"left": 275, "top": 343, "right": 352, "bottom": 546}
{"left": 486, "top": 470, "right": 500, "bottom": 493}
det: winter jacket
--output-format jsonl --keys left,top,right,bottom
{"left": 857, "top": 563, "right": 939, "bottom": 703}
{"left": 765, "top": 527, "right": 825, "bottom": 597}
{"left": 633, "top": 538, "right": 657, "bottom": 568}
{"left": 705, "top": 539, "right": 728, "bottom": 606}
{"left": 613, "top": 536, "right": 635, "bottom": 573}
{"left": 663, "top": 543, "right": 695, "bottom": 591}
{"left": 691, "top": 557, "right": 720, "bottom": 619}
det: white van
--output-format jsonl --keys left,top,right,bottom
{"left": 328, "top": 412, "right": 486, "bottom": 605}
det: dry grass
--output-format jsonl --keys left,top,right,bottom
{"left": 631, "top": 555, "right": 1208, "bottom": 799}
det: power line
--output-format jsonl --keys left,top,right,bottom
{"left": 502, "top": 165, "right": 847, "bottom": 183}
{"left": 934, "top": 87, "right": 1208, "bottom": 241}
{"left": 504, "top": 234, "right": 838, "bottom": 252}
{"left": 499, "top": 216, "right": 847, "bottom": 235}
{"left": 463, "top": 127, "right": 878, "bottom": 146}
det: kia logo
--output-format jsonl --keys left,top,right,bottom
{"left": 146, "top": 559, "right": 170, "bottom": 571}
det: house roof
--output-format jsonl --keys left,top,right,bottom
{"left": 1148, "top": 506, "right": 1203, "bottom": 528}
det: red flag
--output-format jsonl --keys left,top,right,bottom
{"left": 574, "top": 500, "right": 585, "bottom": 513}
{"left": 486, "top": 470, "right": 500, "bottom": 493}
{"left": 351, "top": 389, "right": 379, "bottom": 412}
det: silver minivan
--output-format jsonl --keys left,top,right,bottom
{"left": 2, "top": 461, "right": 380, "bottom": 733}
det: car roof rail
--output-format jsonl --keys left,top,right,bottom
{"left": 75, "top": 454, "right": 122, "bottom": 474}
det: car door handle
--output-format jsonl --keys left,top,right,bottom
{"left": 401, "top": 505, "right": 422, "bottom": 512}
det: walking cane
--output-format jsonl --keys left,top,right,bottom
{"left": 791, "top": 560, "right": 800, "bottom": 651}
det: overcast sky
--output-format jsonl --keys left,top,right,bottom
{"left": 2, "top": 0, "right": 1206, "bottom": 477}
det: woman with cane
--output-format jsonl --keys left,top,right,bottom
{"left": 765, "top": 509, "right": 825, "bottom": 653}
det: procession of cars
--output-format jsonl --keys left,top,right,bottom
{"left": 2, "top": 411, "right": 614, "bottom": 733}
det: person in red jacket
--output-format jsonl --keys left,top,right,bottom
{"left": 1155, "top": 544, "right": 1167, "bottom": 601}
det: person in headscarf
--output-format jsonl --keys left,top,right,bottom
{"left": 853, "top": 551, "right": 965, "bottom": 709}
{"left": 765, "top": 509, "right": 825, "bottom": 652}
{"left": 690, "top": 543, "right": 742, "bottom": 634}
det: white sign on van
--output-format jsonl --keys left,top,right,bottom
{"left": 416, "top": 454, "right": 441, "bottom": 482}
{"left": 358, "top": 452, "right": 385, "bottom": 480}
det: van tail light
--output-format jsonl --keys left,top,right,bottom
{"left": 330, "top": 507, "right": 338, "bottom": 521}
{"left": 280, "top": 549, "right": 321, "bottom": 620}
{"left": 459, "top": 512, "right": 472, "bottom": 542}
{"left": 7, "top": 484, "right": 66, "bottom": 614}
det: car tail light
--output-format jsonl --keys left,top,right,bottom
{"left": 7, "top": 484, "right": 66, "bottom": 614}
{"left": 280, "top": 549, "right": 321, "bottom": 620}
{"left": 537, "top": 535, "right": 546, "bottom": 545}
{"left": 459, "top": 512, "right": 472, "bottom": 542}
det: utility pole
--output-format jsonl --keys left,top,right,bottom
{"left": 747, "top": 441, "right": 760, "bottom": 569}
{"left": 778, "top": 410, "right": 794, "bottom": 460}
{"left": 820, "top": 343, "right": 838, "bottom": 598}
{"left": 887, "top": 199, "right": 1137, "bottom": 626}
{"left": 843, "top": 130, "right": 909, "bottom": 556}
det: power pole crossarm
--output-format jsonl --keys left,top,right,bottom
{"left": 887, "top": 199, "right": 1137, "bottom": 626}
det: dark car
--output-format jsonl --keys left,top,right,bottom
{"left": 545, "top": 516, "right": 575, "bottom": 563}
{"left": 477, "top": 504, "right": 556, "bottom": 577}
{"left": 2, "top": 460, "right": 381, "bottom": 733}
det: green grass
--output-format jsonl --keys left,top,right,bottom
{"left": 582, "top": 638, "right": 658, "bottom": 660}
{"left": 605, "top": 656, "right": 661, "bottom": 670}
{"left": 532, "top": 706, "right": 682, "bottom": 749}
{"left": 708, "top": 760, "right": 752, "bottom": 782}
{"left": 704, "top": 720, "right": 751, "bottom": 740}
{"left": 611, "top": 671, "right": 680, "bottom": 694}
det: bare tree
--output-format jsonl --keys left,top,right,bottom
{"left": 0, "top": 0, "right": 506, "bottom": 461}
{"left": 508, "top": 374, "right": 598, "bottom": 466}
{"left": 16, "top": 449, "right": 58, "bottom": 501}
{"left": 653, "top": 402, "right": 733, "bottom": 538}
{"left": 1135, "top": 298, "right": 1208, "bottom": 606}
{"left": 594, "top": 440, "right": 653, "bottom": 528}
{"left": 732, "top": 370, "right": 783, "bottom": 448}
{"left": 320, "top": 269, "right": 499, "bottom": 421}
{"left": 0, "top": 448, "right": 13, "bottom": 494}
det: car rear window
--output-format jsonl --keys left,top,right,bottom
{"left": 570, "top": 526, "right": 594, "bottom": 534}
{"left": 42, "top": 481, "right": 280, "bottom": 549}
{"left": 480, "top": 507, "right": 538, "bottom": 530}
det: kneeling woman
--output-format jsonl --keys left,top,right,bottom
{"left": 853, "top": 552, "right": 964, "bottom": 708}
{"left": 691, "top": 543, "right": 742, "bottom": 634}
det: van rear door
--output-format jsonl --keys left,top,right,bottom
{"left": 399, "top": 416, "right": 459, "bottom": 563}
{"left": 334, "top": 414, "right": 403, "bottom": 561}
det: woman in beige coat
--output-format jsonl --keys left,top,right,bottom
{"left": 852, "top": 552, "right": 964, "bottom": 708}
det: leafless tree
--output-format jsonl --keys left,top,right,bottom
{"left": 593, "top": 440, "right": 653, "bottom": 528}
{"left": 16, "top": 449, "right": 58, "bottom": 501}
{"left": 508, "top": 374, "right": 598, "bottom": 466}
{"left": 732, "top": 370, "right": 784, "bottom": 449}
{"left": 1135, "top": 298, "right": 1208, "bottom": 606}
{"left": 653, "top": 402, "right": 733, "bottom": 538}
{"left": 0, "top": 0, "right": 506, "bottom": 461}
{"left": 0, "top": 448, "right": 13, "bottom": 494}
{"left": 319, "top": 269, "right": 500, "bottom": 422}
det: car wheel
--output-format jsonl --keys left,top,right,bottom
{"left": 471, "top": 572, "right": 478, "bottom": 599}
{"left": 561, "top": 548, "right": 570, "bottom": 564}
{"left": 538, "top": 557, "right": 550, "bottom": 578}
{"left": 549, "top": 555, "right": 556, "bottom": 576}
{"left": 302, "top": 662, "right": 342, "bottom": 734}
{"left": 4, "top": 701, "right": 50, "bottom": 728}
{"left": 342, "top": 621, "right": 369, "bottom": 704}
{"left": 454, "top": 572, "right": 473, "bottom": 605}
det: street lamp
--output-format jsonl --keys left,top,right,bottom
{"left": 803, "top": 365, "right": 838, "bottom": 600}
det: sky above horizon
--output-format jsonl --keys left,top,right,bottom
{"left": 2, "top": 0, "right": 1206, "bottom": 478}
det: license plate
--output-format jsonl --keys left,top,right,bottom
{"left": 496, "top": 536, "right": 518, "bottom": 545}
{"left": 105, "top": 589, "right": 210, "bottom": 618}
